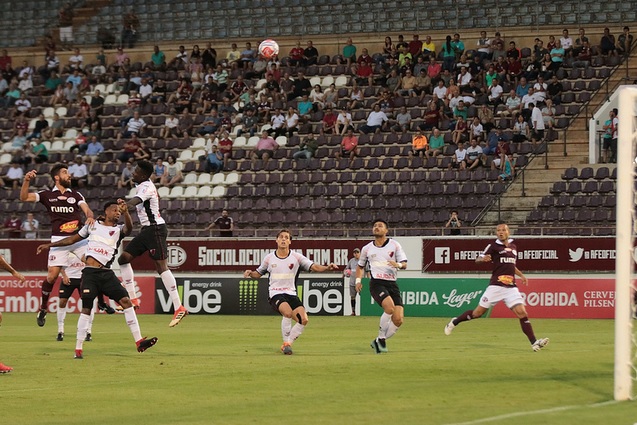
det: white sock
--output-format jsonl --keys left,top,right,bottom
{"left": 386, "top": 320, "right": 399, "bottom": 339}
{"left": 120, "top": 263, "right": 137, "bottom": 299}
{"left": 160, "top": 270, "right": 182, "bottom": 310}
{"left": 378, "top": 313, "right": 392, "bottom": 340}
{"left": 87, "top": 299, "right": 96, "bottom": 334}
{"left": 57, "top": 305, "right": 66, "bottom": 333}
{"left": 76, "top": 313, "right": 90, "bottom": 350}
{"left": 123, "top": 307, "right": 142, "bottom": 342}
{"left": 289, "top": 323, "right": 305, "bottom": 343}
{"left": 281, "top": 317, "right": 292, "bottom": 343}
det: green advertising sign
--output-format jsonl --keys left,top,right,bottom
{"left": 359, "top": 278, "right": 489, "bottom": 317}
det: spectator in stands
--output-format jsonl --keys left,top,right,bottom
{"left": 151, "top": 158, "right": 165, "bottom": 183}
{"left": 205, "top": 210, "right": 234, "bottom": 237}
{"left": 23, "top": 138, "right": 48, "bottom": 166}
{"left": 347, "top": 81, "right": 364, "bottom": 110}
{"left": 20, "top": 212, "right": 38, "bottom": 239}
{"left": 5, "top": 129, "right": 27, "bottom": 156}
{"left": 160, "top": 154, "right": 183, "bottom": 187}
{"left": 202, "top": 42, "right": 217, "bottom": 69}
{"left": 225, "top": 43, "right": 241, "bottom": 69}
{"left": 335, "top": 128, "right": 359, "bottom": 163}
{"left": 285, "top": 106, "right": 300, "bottom": 138}
{"left": 477, "top": 104, "right": 495, "bottom": 134}
{"left": 59, "top": 82, "right": 76, "bottom": 106}
{"left": 288, "top": 71, "right": 312, "bottom": 101}
{"left": 83, "top": 135, "right": 103, "bottom": 163}
{"left": 428, "top": 127, "right": 445, "bottom": 157}
{"left": 341, "top": 38, "right": 357, "bottom": 66}
{"left": 11, "top": 92, "right": 31, "bottom": 119}
{"left": 546, "top": 75, "right": 563, "bottom": 105}
{"left": 3, "top": 212, "right": 22, "bottom": 238}
{"left": 3, "top": 162, "right": 23, "bottom": 189}
{"left": 618, "top": 26, "right": 633, "bottom": 56}
{"left": 600, "top": 28, "right": 617, "bottom": 56}
{"left": 451, "top": 116, "right": 467, "bottom": 145}
{"left": 450, "top": 141, "right": 467, "bottom": 170}
{"left": 319, "top": 107, "right": 337, "bottom": 135}
{"left": 293, "top": 133, "right": 319, "bottom": 160}
{"left": 541, "top": 98, "right": 556, "bottom": 129}
{"left": 58, "top": 3, "right": 74, "bottom": 51}
{"left": 469, "top": 116, "right": 485, "bottom": 142}
{"left": 269, "top": 108, "right": 286, "bottom": 138}
{"left": 560, "top": 29, "right": 574, "bottom": 57}
{"left": 205, "top": 145, "right": 224, "bottom": 174}
{"left": 288, "top": 42, "right": 304, "bottom": 67}
{"left": 149, "top": 45, "right": 166, "bottom": 71}
{"left": 217, "top": 131, "right": 233, "bottom": 169}
{"left": 116, "top": 133, "right": 142, "bottom": 164}
{"left": 491, "top": 136, "right": 512, "bottom": 169}
{"left": 336, "top": 108, "right": 353, "bottom": 135}
{"left": 121, "top": 9, "right": 139, "bottom": 48}
{"left": 178, "top": 109, "right": 194, "bottom": 139}
{"left": 512, "top": 114, "right": 530, "bottom": 143}
{"left": 355, "top": 60, "right": 374, "bottom": 87}
{"left": 573, "top": 28, "right": 588, "bottom": 56}
{"left": 308, "top": 85, "right": 325, "bottom": 112}
{"left": 168, "top": 45, "right": 188, "bottom": 70}
{"left": 451, "top": 33, "right": 465, "bottom": 59}
{"left": 466, "top": 138, "right": 486, "bottom": 170}
{"left": 532, "top": 76, "right": 547, "bottom": 104}
{"left": 238, "top": 109, "right": 258, "bottom": 138}
{"left": 549, "top": 41, "right": 565, "bottom": 72}
{"left": 385, "top": 69, "right": 401, "bottom": 93}
{"left": 409, "top": 129, "right": 428, "bottom": 158}
{"left": 161, "top": 111, "right": 180, "bottom": 140}
{"left": 445, "top": 211, "right": 462, "bottom": 235}
{"left": 303, "top": 41, "right": 319, "bottom": 66}
{"left": 212, "top": 64, "right": 229, "bottom": 92}
{"left": 397, "top": 69, "right": 417, "bottom": 97}
{"left": 110, "top": 47, "right": 129, "bottom": 73}
{"left": 409, "top": 34, "right": 423, "bottom": 58}
{"left": 530, "top": 103, "right": 545, "bottom": 146}
{"left": 497, "top": 154, "right": 514, "bottom": 182}
{"left": 572, "top": 40, "right": 591, "bottom": 68}
{"left": 197, "top": 109, "right": 222, "bottom": 136}
{"left": 172, "top": 79, "right": 194, "bottom": 113}
{"left": 118, "top": 160, "right": 134, "bottom": 189}
{"left": 476, "top": 31, "right": 492, "bottom": 61}
{"left": 43, "top": 71, "right": 62, "bottom": 96}
{"left": 419, "top": 102, "right": 441, "bottom": 131}
{"left": 602, "top": 108, "right": 618, "bottom": 163}
{"left": 27, "top": 114, "right": 49, "bottom": 141}
{"left": 393, "top": 106, "right": 411, "bottom": 133}
{"left": 359, "top": 104, "right": 389, "bottom": 134}
{"left": 117, "top": 111, "right": 146, "bottom": 141}
{"left": 41, "top": 113, "right": 63, "bottom": 140}
{"left": 68, "top": 155, "right": 88, "bottom": 188}
{"left": 251, "top": 130, "right": 278, "bottom": 167}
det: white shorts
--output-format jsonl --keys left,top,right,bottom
{"left": 48, "top": 236, "right": 87, "bottom": 268}
{"left": 479, "top": 285, "right": 525, "bottom": 309}
{"left": 60, "top": 26, "right": 73, "bottom": 42}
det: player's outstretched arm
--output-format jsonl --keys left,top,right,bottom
{"left": 243, "top": 270, "right": 262, "bottom": 279}
{"left": 0, "top": 255, "right": 25, "bottom": 283}
{"left": 126, "top": 196, "right": 142, "bottom": 211}
{"left": 476, "top": 254, "right": 491, "bottom": 264}
{"left": 19, "top": 170, "right": 38, "bottom": 202}
{"left": 118, "top": 198, "right": 133, "bottom": 236}
{"left": 80, "top": 202, "right": 95, "bottom": 225}
{"left": 36, "top": 234, "right": 83, "bottom": 255}
{"left": 310, "top": 263, "right": 338, "bottom": 273}
{"left": 515, "top": 267, "right": 528, "bottom": 286}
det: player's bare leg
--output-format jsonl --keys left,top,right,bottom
{"left": 445, "top": 305, "right": 487, "bottom": 335}
{"left": 372, "top": 297, "right": 403, "bottom": 354}
{"left": 38, "top": 266, "right": 63, "bottom": 326}
{"left": 154, "top": 259, "right": 187, "bottom": 327}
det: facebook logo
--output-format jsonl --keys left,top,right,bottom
{"left": 434, "top": 247, "right": 451, "bottom": 264}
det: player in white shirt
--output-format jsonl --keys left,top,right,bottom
{"left": 244, "top": 229, "right": 338, "bottom": 355}
{"left": 37, "top": 200, "right": 157, "bottom": 359}
{"left": 355, "top": 220, "right": 408, "bottom": 354}
{"left": 117, "top": 160, "right": 187, "bottom": 327}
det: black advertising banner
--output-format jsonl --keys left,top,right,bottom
{"left": 155, "top": 277, "right": 345, "bottom": 316}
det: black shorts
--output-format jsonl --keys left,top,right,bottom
{"left": 603, "top": 137, "right": 612, "bottom": 149}
{"left": 80, "top": 267, "right": 128, "bottom": 306}
{"left": 59, "top": 277, "right": 81, "bottom": 299}
{"left": 125, "top": 224, "right": 168, "bottom": 260}
{"left": 369, "top": 278, "right": 403, "bottom": 307}
{"left": 269, "top": 293, "right": 303, "bottom": 314}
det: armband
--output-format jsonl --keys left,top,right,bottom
{"left": 355, "top": 278, "right": 362, "bottom": 285}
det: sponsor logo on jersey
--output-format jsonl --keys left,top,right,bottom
{"left": 109, "top": 231, "right": 115, "bottom": 236}
{"left": 389, "top": 251, "right": 394, "bottom": 258}
{"left": 51, "top": 206, "right": 74, "bottom": 213}
{"left": 49, "top": 255, "right": 56, "bottom": 261}
{"left": 59, "top": 220, "right": 79, "bottom": 233}
{"left": 57, "top": 196, "right": 67, "bottom": 201}
{"left": 67, "top": 197, "right": 76, "bottom": 204}
{"left": 288, "top": 263, "right": 294, "bottom": 270}
{"left": 497, "top": 274, "right": 515, "bottom": 285}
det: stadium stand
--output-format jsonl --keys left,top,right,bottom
{"left": 0, "top": 1, "right": 635, "bottom": 237}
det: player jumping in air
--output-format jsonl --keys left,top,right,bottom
{"left": 243, "top": 229, "right": 338, "bottom": 355}
{"left": 117, "top": 160, "right": 187, "bottom": 327}
{"left": 20, "top": 164, "right": 95, "bottom": 327}
{"left": 444, "top": 223, "right": 549, "bottom": 352}
{"left": 37, "top": 199, "right": 157, "bottom": 359}
{"left": 356, "top": 219, "right": 408, "bottom": 354}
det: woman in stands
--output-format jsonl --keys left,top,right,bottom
{"left": 512, "top": 113, "right": 530, "bottom": 143}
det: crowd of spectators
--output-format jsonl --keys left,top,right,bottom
{"left": 0, "top": 26, "right": 632, "bottom": 194}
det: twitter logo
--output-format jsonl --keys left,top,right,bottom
{"left": 569, "top": 248, "right": 584, "bottom": 262}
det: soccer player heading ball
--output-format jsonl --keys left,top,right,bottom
{"left": 444, "top": 223, "right": 549, "bottom": 352}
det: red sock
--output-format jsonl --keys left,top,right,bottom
{"left": 519, "top": 317, "right": 537, "bottom": 343}
{"left": 453, "top": 309, "right": 475, "bottom": 326}
{"left": 40, "top": 280, "right": 54, "bottom": 311}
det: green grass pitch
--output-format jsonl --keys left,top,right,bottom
{"left": 0, "top": 313, "right": 634, "bottom": 425}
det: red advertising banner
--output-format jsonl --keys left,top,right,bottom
{"left": 0, "top": 275, "right": 156, "bottom": 314}
{"left": 489, "top": 278, "right": 616, "bottom": 319}
{"left": 423, "top": 238, "right": 618, "bottom": 272}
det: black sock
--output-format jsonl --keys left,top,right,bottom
{"left": 40, "top": 280, "right": 54, "bottom": 311}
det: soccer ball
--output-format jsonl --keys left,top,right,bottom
{"left": 258, "top": 39, "right": 279, "bottom": 59}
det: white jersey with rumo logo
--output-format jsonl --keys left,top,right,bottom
{"left": 133, "top": 180, "right": 165, "bottom": 227}
{"left": 256, "top": 251, "right": 314, "bottom": 298}
{"left": 358, "top": 239, "right": 407, "bottom": 282}
{"left": 78, "top": 221, "right": 126, "bottom": 268}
